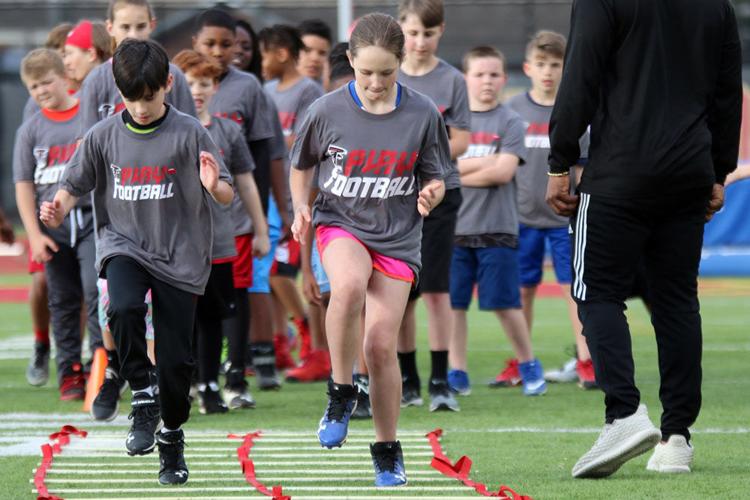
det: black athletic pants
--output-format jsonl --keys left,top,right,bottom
{"left": 570, "top": 187, "right": 711, "bottom": 441}
{"left": 195, "top": 262, "right": 235, "bottom": 385}
{"left": 105, "top": 256, "right": 197, "bottom": 430}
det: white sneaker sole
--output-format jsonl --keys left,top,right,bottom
{"left": 573, "top": 428, "right": 661, "bottom": 478}
{"left": 647, "top": 464, "right": 691, "bottom": 473}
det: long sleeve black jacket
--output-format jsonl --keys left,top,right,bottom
{"left": 549, "top": 0, "right": 742, "bottom": 198}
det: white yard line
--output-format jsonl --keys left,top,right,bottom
{"left": 34, "top": 486, "right": 472, "bottom": 493}
{"left": 54, "top": 451, "right": 435, "bottom": 458}
{"left": 44, "top": 469, "right": 442, "bottom": 476}
{"left": 39, "top": 477, "right": 454, "bottom": 484}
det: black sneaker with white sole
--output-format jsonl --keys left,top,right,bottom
{"left": 400, "top": 377, "right": 423, "bottom": 408}
{"left": 157, "top": 429, "right": 188, "bottom": 485}
{"left": 126, "top": 392, "right": 161, "bottom": 456}
{"left": 91, "top": 367, "right": 128, "bottom": 421}
{"left": 352, "top": 374, "right": 372, "bottom": 420}
{"left": 26, "top": 341, "right": 50, "bottom": 387}
{"left": 198, "top": 386, "right": 228, "bottom": 415}
{"left": 428, "top": 379, "right": 460, "bottom": 412}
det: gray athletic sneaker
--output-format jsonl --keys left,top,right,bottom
{"left": 26, "top": 341, "right": 50, "bottom": 387}
{"left": 572, "top": 404, "right": 661, "bottom": 478}
{"left": 428, "top": 379, "right": 460, "bottom": 412}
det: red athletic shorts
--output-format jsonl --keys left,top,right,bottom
{"left": 232, "top": 234, "right": 254, "bottom": 289}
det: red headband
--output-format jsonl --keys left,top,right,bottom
{"left": 66, "top": 21, "right": 94, "bottom": 51}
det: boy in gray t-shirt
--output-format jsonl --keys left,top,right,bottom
{"left": 506, "top": 31, "right": 595, "bottom": 389}
{"left": 259, "top": 24, "right": 326, "bottom": 371}
{"left": 396, "top": 0, "right": 472, "bottom": 411}
{"left": 13, "top": 48, "right": 102, "bottom": 400}
{"left": 450, "top": 46, "right": 546, "bottom": 398}
{"left": 41, "top": 40, "right": 234, "bottom": 487}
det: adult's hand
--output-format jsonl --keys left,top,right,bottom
{"left": 546, "top": 175, "right": 579, "bottom": 216}
{"left": 706, "top": 183, "right": 724, "bottom": 221}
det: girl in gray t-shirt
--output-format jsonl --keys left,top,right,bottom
{"left": 288, "top": 13, "right": 449, "bottom": 488}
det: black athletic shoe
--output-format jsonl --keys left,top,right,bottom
{"left": 198, "top": 386, "right": 228, "bottom": 415}
{"left": 126, "top": 392, "right": 161, "bottom": 456}
{"left": 352, "top": 374, "right": 372, "bottom": 420}
{"left": 157, "top": 429, "right": 188, "bottom": 485}
{"left": 428, "top": 379, "right": 460, "bottom": 412}
{"left": 91, "top": 367, "right": 128, "bottom": 421}
{"left": 252, "top": 344, "right": 281, "bottom": 391}
{"left": 400, "top": 377, "right": 423, "bottom": 408}
{"left": 26, "top": 341, "right": 50, "bottom": 387}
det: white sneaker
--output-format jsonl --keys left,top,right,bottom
{"left": 544, "top": 357, "right": 578, "bottom": 383}
{"left": 223, "top": 385, "right": 256, "bottom": 409}
{"left": 646, "top": 434, "right": 693, "bottom": 473}
{"left": 572, "top": 404, "right": 661, "bottom": 478}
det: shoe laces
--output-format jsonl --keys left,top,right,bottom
{"left": 98, "top": 373, "right": 122, "bottom": 399}
{"left": 128, "top": 400, "right": 159, "bottom": 430}
{"left": 326, "top": 388, "right": 354, "bottom": 422}
{"left": 499, "top": 358, "right": 519, "bottom": 377}
{"left": 372, "top": 447, "right": 399, "bottom": 473}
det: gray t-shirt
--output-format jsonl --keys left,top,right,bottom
{"left": 265, "top": 77, "right": 324, "bottom": 219}
{"left": 78, "top": 60, "right": 197, "bottom": 137}
{"left": 13, "top": 104, "right": 90, "bottom": 242}
{"left": 206, "top": 117, "right": 255, "bottom": 259}
{"left": 507, "top": 92, "right": 590, "bottom": 228}
{"left": 207, "top": 116, "right": 256, "bottom": 238}
{"left": 264, "top": 77, "right": 324, "bottom": 140}
{"left": 210, "top": 66, "right": 276, "bottom": 144}
{"left": 398, "top": 59, "right": 471, "bottom": 190}
{"left": 455, "top": 105, "right": 527, "bottom": 241}
{"left": 61, "top": 108, "right": 232, "bottom": 295}
{"left": 290, "top": 85, "right": 450, "bottom": 276}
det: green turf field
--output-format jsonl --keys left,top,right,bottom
{"left": 0, "top": 275, "right": 748, "bottom": 499}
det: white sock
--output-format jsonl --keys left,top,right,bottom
{"left": 208, "top": 381, "right": 220, "bottom": 392}
{"left": 162, "top": 426, "right": 179, "bottom": 434}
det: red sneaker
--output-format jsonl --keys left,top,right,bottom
{"left": 285, "top": 349, "right": 330, "bottom": 383}
{"left": 489, "top": 358, "right": 522, "bottom": 387}
{"left": 576, "top": 358, "right": 599, "bottom": 390}
{"left": 274, "top": 333, "right": 297, "bottom": 370}
{"left": 293, "top": 317, "right": 312, "bottom": 361}
{"left": 59, "top": 363, "right": 86, "bottom": 401}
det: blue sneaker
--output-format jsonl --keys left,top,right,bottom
{"left": 317, "top": 382, "right": 357, "bottom": 448}
{"left": 447, "top": 369, "right": 471, "bottom": 396}
{"left": 519, "top": 359, "right": 547, "bottom": 396}
{"left": 371, "top": 441, "right": 407, "bottom": 487}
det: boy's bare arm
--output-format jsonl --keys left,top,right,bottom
{"left": 39, "top": 189, "right": 79, "bottom": 230}
{"left": 449, "top": 128, "right": 470, "bottom": 160}
{"left": 460, "top": 153, "right": 520, "bottom": 187}
{"left": 235, "top": 172, "right": 270, "bottom": 256}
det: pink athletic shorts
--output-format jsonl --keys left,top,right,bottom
{"left": 315, "top": 225, "right": 414, "bottom": 283}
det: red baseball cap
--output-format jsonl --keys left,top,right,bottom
{"left": 66, "top": 20, "right": 94, "bottom": 51}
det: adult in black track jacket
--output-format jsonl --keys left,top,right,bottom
{"left": 546, "top": 0, "right": 742, "bottom": 478}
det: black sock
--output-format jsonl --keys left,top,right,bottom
{"left": 250, "top": 342, "right": 275, "bottom": 369}
{"left": 429, "top": 350, "right": 449, "bottom": 382}
{"left": 106, "top": 349, "right": 120, "bottom": 375}
{"left": 398, "top": 350, "right": 419, "bottom": 384}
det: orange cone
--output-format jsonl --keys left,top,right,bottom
{"left": 83, "top": 348, "right": 108, "bottom": 412}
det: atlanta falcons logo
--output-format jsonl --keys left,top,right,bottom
{"left": 323, "top": 145, "right": 347, "bottom": 189}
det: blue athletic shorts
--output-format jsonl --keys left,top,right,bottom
{"left": 518, "top": 224, "right": 572, "bottom": 286}
{"left": 248, "top": 197, "right": 282, "bottom": 293}
{"left": 449, "top": 246, "right": 521, "bottom": 310}
{"left": 311, "top": 236, "right": 330, "bottom": 294}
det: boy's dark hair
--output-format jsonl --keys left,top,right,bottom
{"left": 525, "top": 30, "right": 566, "bottom": 60}
{"left": 328, "top": 42, "right": 353, "bottom": 83}
{"left": 298, "top": 19, "right": 332, "bottom": 44}
{"left": 258, "top": 25, "right": 305, "bottom": 60}
{"left": 113, "top": 39, "right": 169, "bottom": 100}
{"left": 194, "top": 8, "right": 237, "bottom": 34}
{"left": 462, "top": 45, "right": 506, "bottom": 73}
{"left": 45, "top": 22, "right": 73, "bottom": 51}
{"left": 107, "top": 0, "right": 155, "bottom": 22}
{"left": 398, "top": 0, "right": 444, "bottom": 28}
